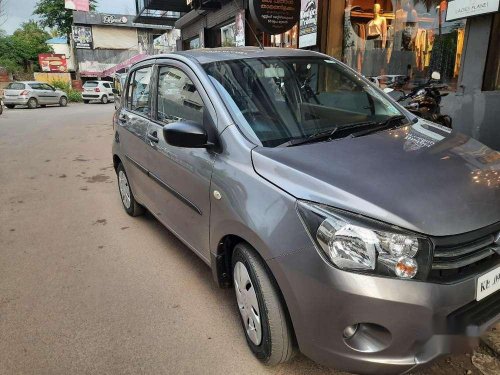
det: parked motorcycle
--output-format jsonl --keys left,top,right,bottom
{"left": 383, "top": 72, "right": 453, "bottom": 128}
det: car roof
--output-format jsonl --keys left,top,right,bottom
{"left": 149, "top": 47, "right": 326, "bottom": 65}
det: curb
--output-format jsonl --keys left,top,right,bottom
{"left": 480, "top": 323, "right": 500, "bottom": 357}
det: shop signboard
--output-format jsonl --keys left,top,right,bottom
{"left": 102, "top": 14, "right": 129, "bottom": 25}
{"left": 65, "top": 0, "right": 90, "bottom": 11}
{"left": 299, "top": 0, "right": 317, "bottom": 48}
{"left": 235, "top": 10, "right": 246, "bottom": 47}
{"left": 73, "top": 26, "right": 93, "bottom": 49}
{"left": 38, "top": 54, "right": 68, "bottom": 72}
{"left": 446, "top": 0, "right": 500, "bottom": 21}
{"left": 249, "top": 0, "right": 300, "bottom": 35}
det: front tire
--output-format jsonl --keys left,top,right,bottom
{"left": 6, "top": 104, "right": 15, "bottom": 109}
{"left": 101, "top": 95, "right": 109, "bottom": 104}
{"left": 116, "top": 163, "right": 144, "bottom": 217}
{"left": 232, "top": 243, "right": 295, "bottom": 366}
{"left": 59, "top": 96, "right": 68, "bottom": 107}
{"left": 27, "top": 97, "right": 38, "bottom": 109}
{"left": 83, "top": 100, "right": 90, "bottom": 104}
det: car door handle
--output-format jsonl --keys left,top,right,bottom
{"left": 147, "top": 131, "right": 159, "bottom": 143}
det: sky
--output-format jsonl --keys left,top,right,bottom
{"left": 1, "top": 0, "right": 136, "bottom": 34}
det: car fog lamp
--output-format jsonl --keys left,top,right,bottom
{"left": 395, "top": 257, "right": 418, "bottom": 279}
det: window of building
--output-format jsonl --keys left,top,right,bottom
{"left": 483, "top": 13, "right": 500, "bottom": 91}
{"left": 127, "top": 66, "right": 152, "bottom": 115}
{"left": 270, "top": 24, "right": 298, "bottom": 48}
{"left": 157, "top": 66, "right": 204, "bottom": 125}
{"left": 342, "top": 0, "right": 466, "bottom": 91}
{"left": 221, "top": 22, "right": 236, "bottom": 47}
{"left": 188, "top": 37, "right": 200, "bottom": 50}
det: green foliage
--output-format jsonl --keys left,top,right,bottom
{"left": 34, "top": 0, "right": 97, "bottom": 37}
{"left": 50, "top": 79, "right": 82, "bottom": 102}
{"left": 0, "top": 21, "right": 53, "bottom": 72}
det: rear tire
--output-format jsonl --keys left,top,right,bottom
{"left": 59, "top": 96, "right": 68, "bottom": 107}
{"left": 232, "top": 243, "right": 295, "bottom": 366}
{"left": 6, "top": 105, "right": 15, "bottom": 109}
{"left": 27, "top": 98, "right": 38, "bottom": 109}
{"left": 101, "top": 95, "right": 109, "bottom": 104}
{"left": 116, "top": 163, "right": 144, "bottom": 217}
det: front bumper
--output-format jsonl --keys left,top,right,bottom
{"left": 268, "top": 246, "right": 500, "bottom": 374}
{"left": 3, "top": 97, "right": 29, "bottom": 105}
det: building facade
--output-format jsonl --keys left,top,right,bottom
{"left": 142, "top": 0, "right": 499, "bottom": 150}
{"left": 72, "top": 11, "right": 178, "bottom": 78}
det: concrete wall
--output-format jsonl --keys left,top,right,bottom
{"left": 442, "top": 14, "right": 500, "bottom": 151}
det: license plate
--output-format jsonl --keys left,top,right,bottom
{"left": 476, "top": 266, "right": 500, "bottom": 301}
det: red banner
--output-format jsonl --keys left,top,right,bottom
{"left": 65, "top": 0, "right": 90, "bottom": 12}
{"left": 38, "top": 54, "right": 68, "bottom": 73}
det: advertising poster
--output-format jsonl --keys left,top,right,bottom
{"left": 235, "top": 10, "right": 246, "bottom": 47}
{"left": 73, "top": 26, "right": 93, "bottom": 49}
{"left": 38, "top": 54, "right": 68, "bottom": 72}
{"left": 65, "top": 0, "right": 90, "bottom": 12}
{"left": 299, "top": 0, "right": 317, "bottom": 48}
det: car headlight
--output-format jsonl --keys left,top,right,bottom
{"left": 297, "top": 200, "right": 432, "bottom": 280}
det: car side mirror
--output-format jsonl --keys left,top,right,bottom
{"left": 163, "top": 120, "right": 211, "bottom": 148}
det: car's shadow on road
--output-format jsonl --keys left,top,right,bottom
{"left": 132, "top": 209, "right": 345, "bottom": 374}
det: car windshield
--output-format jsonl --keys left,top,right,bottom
{"left": 204, "top": 57, "right": 403, "bottom": 147}
{"left": 84, "top": 82, "right": 99, "bottom": 87}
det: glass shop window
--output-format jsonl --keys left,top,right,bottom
{"left": 270, "top": 24, "right": 298, "bottom": 48}
{"left": 342, "top": 0, "right": 466, "bottom": 91}
{"left": 221, "top": 22, "right": 237, "bottom": 47}
{"left": 483, "top": 13, "right": 500, "bottom": 91}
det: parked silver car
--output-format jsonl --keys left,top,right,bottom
{"left": 3, "top": 81, "right": 68, "bottom": 109}
{"left": 112, "top": 48, "right": 500, "bottom": 375}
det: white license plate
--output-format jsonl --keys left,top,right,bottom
{"left": 476, "top": 266, "right": 500, "bottom": 301}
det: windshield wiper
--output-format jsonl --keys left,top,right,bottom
{"left": 283, "top": 121, "right": 378, "bottom": 147}
{"left": 349, "top": 115, "right": 408, "bottom": 138}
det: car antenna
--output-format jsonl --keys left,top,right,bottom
{"left": 231, "top": 0, "right": 264, "bottom": 50}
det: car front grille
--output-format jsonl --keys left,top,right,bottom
{"left": 429, "top": 229, "right": 500, "bottom": 282}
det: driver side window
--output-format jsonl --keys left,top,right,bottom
{"left": 128, "top": 66, "right": 152, "bottom": 115}
{"left": 157, "top": 66, "right": 204, "bottom": 125}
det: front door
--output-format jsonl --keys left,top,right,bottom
{"left": 117, "top": 64, "right": 157, "bottom": 209}
{"left": 145, "top": 63, "right": 216, "bottom": 261}
{"left": 41, "top": 84, "right": 59, "bottom": 104}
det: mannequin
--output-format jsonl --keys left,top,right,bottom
{"left": 366, "top": 3, "right": 387, "bottom": 48}
{"left": 389, "top": 0, "right": 418, "bottom": 75}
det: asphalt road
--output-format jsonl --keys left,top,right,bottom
{"left": 0, "top": 104, "right": 484, "bottom": 375}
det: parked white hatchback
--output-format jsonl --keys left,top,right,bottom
{"left": 82, "top": 81, "right": 114, "bottom": 104}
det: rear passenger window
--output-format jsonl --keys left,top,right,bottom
{"left": 157, "top": 66, "right": 204, "bottom": 125}
{"left": 128, "top": 67, "right": 152, "bottom": 116}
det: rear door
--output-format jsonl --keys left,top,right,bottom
{"left": 116, "top": 64, "right": 157, "bottom": 208}
{"left": 102, "top": 82, "right": 113, "bottom": 98}
{"left": 28, "top": 83, "right": 45, "bottom": 104}
{"left": 144, "top": 61, "right": 217, "bottom": 260}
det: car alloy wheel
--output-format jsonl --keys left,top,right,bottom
{"left": 118, "top": 170, "right": 131, "bottom": 209}
{"left": 102, "top": 95, "right": 108, "bottom": 104}
{"left": 60, "top": 96, "right": 68, "bottom": 107}
{"left": 234, "top": 261, "right": 263, "bottom": 345}
{"left": 27, "top": 98, "right": 37, "bottom": 109}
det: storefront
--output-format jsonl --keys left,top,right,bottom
{"left": 170, "top": 0, "right": 499, "bottom": 150}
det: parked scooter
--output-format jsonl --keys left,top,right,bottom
{"left": 384, "top": 72, "right": 453, "bottom": 128}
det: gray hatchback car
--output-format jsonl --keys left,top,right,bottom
{"left": 3, "top": 81, "right": 68, "bottom": 109}
{"left": 112, "top": 48, "right": 500, "bottom": 374}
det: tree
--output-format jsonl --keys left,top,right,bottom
{"left": 34, "top": 0, "right": 97, "bottom": 37}
{"left": 0, "top": 21, "right": 53, "bottom": 72}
